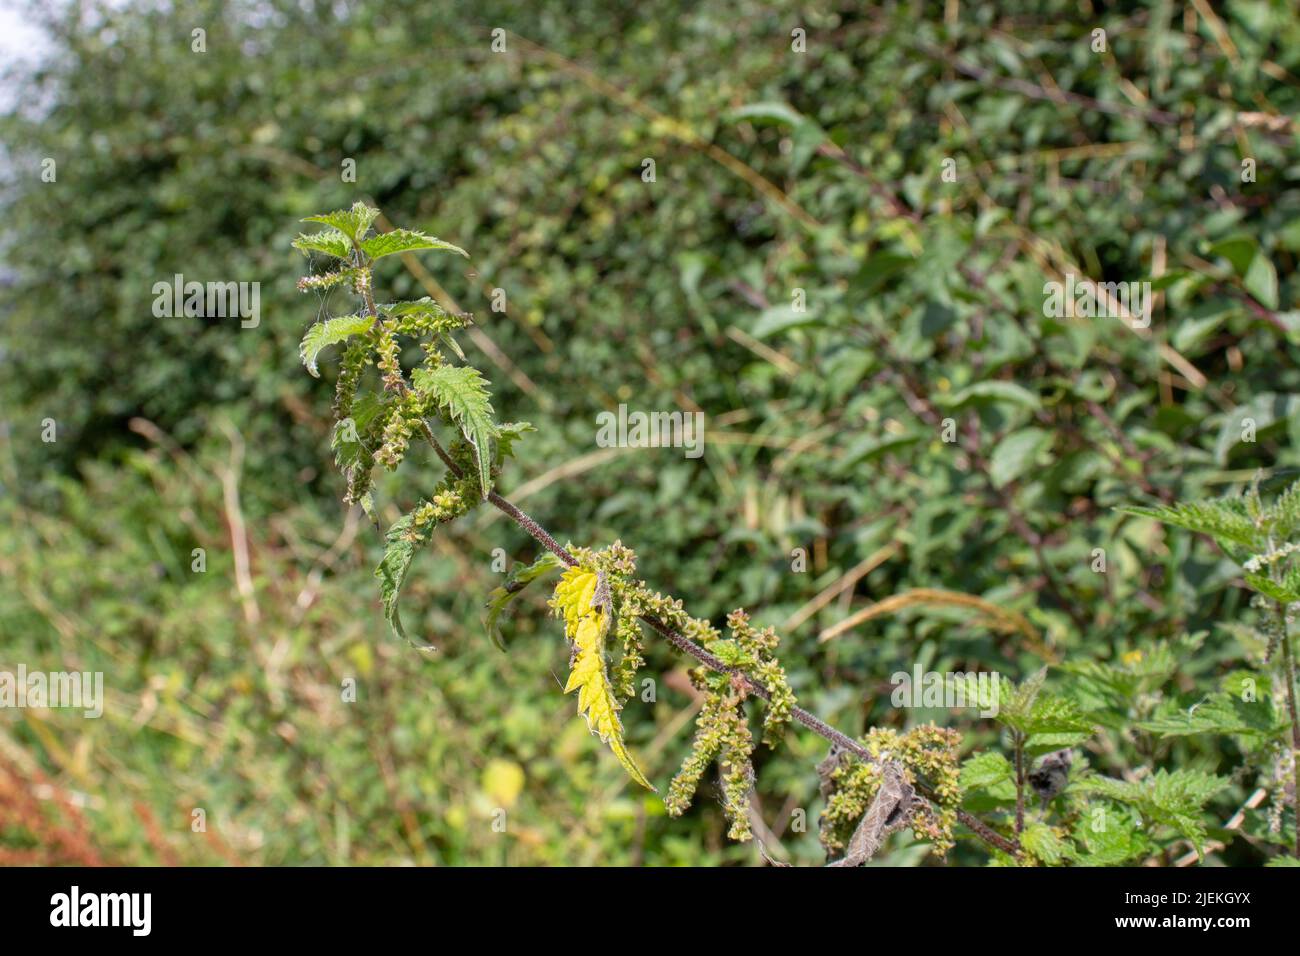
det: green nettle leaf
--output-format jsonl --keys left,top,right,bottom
{"left": 350, "top": 391, "right": 390, "bottom": 432}
{"left": 1137, "top": 691, "right": 1286, "bottom": 738}
{"left": 378, "top": 297, "right": 448, "bottom": 318}
{"left": 1117, "top": 497, "right": 1262, "bottom": 550}
{"left": 483, "top": 552, "right": 564, "bottom": 651}
{"left": 299, "top": 314, "right": 375, "bottom": 377}
{"left": 1025, "top": 731, "right": 1093, "bottom": 756}
{"left": 959, "top": 752, "right": 1014, "bottom": 793}
{"left": 1076, "top": 769, "right": 1228, "bottom": 854}
{"left": 996, "top": 669, "right": 1046, "bottom": 723}
{"left": 494, "top": 421, "right": 535, "bottom": 467}
{"left": 1021, "top": 822, "right": 1066, "bottom": 865}
{"left": 1002, "top": 695, "right": 1098, "bottom": 737}
{"left": 1243, "top": 572, "right": 1300, "bottom": 603}
{"left": 989, "top": 427, "right": 1052, "bottom": 487}
{"left": 412, "top": 365, "right": 498, "bottom": 498}
{"left": 292, "top": 229, "right": 354, "bottom": 259}
{"left": 361, "top": 229, "right": 468, "bottom": 261}
{"left": 330, "top": 417, "right": 368, "bottom": 473}
{"left": 302, "top": 201, "right": 380, "bottom": 242}
{"left": 1269, "top": 482, "right": 1300, "bottom": 538}
{"left": 1069, "top": 810, "right": 1149, "bottom": 866}
{"left": 995, "top": 670, "right": 1097, "bottom": 738}
{"left": 375, "top": 513, "right": 428, "bottom": 648}
{"left": 1062, "top": 644, "right": 1179, "bottom": 705}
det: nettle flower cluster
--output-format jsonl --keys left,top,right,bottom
{"left": 294, "top": 203, "right": 959, "bottom": 860}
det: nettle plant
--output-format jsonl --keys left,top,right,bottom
{"left": 291, "top": 203, "right": 1287, "bottom": 866}
{"left": 1122, "top": 480, "right": 1300, "bottom": 861}
{"left": 292, "top": 202, "right": 976, "bottom": 864}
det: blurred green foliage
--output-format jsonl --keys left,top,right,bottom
{"left": 2, "top": 0, "right": 1299, "bottom": 864}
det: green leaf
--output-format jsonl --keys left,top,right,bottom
{"left": 330, "top": 416, "right": 367, "bottom": 473}
{"left": 374, "top": 512, "right": 430, "bottom": 648}
{"left": 1137, "top": 690, "right": 1285, "bottom": 738}
{"left": 299, "top": 314, "right": 374, "bottom": 377}
{"left": 730, "top": 101, "right": 810, "bottom": 128}
{"left": 852, "top": 250, "right": 915, "bottom": 296}
{"left": 350, "top": 391, "right": 390, "bottom": 433}
{"left": 1243, "top": 572, "right": 1300, "bottom": 603}
{"left": 378, "top": 297, "right": 448, "bottom": 318}
{"left": 494, "top": 421, "right": 535, "bottom": 467}
{"left": 302, "top": 202, "right": 380, "bottom": 242}
{"left": 483, "top": 552, "right": 564, "bottom": 651}
{"left": 361, "top": 229, "right": 468, "bottom": 261}
{"left": 989, "top": 428, "right": 1052, "bottom": 487}
{"left": 935, "top": 380, "right": 1041, "bottom": 411}
{"left": 1061, "top": 644, "right": 1180, "bottom": 704}
{"left": 1117, "top": 496, "right": 1261, "bottom": 549}
{"left": 292, "top": 229, "right": 354, "bottom": 259}
{"left": 1205, "top": 235, "right": 1258, "bottom": 277}
{"left": 1245, "top": 253, "right": 1279, "bottom": 310}
{"left": 1069, "top": 809, "right": 1149, "bottom": 866}
{"left": 1269, "top": 480, "right": 1300, "bottom": 538}
{"left": 751, "top": 304, "right": 821, "bottom": 338}
{"left": 412, "top": 364, "right": 498, "bottom": 498}
{"left": 1025, "top": 731, "right": 1092, "bottom": 756}
{"left": 995, "top": 669, "right": 1046, "bottom": 725}
{"left": 1213, "top": 393, "right": 1299, "bottom": 465}
{"left": 1021, "top": 822, "right": 1065, "bottom": 865}
{"left": 1076, "top": 769, "right": 1228, "bottom": 854}
{"left": 1008, "top": 695, "right": 1098, "bottom": 737}
{"left": 729, "top": 101, "right": 826, "bottom": 172}
{"left": 959, "top": 752, "right": 1014, "bottom": 793}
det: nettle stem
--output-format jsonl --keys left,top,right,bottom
{"left": 414, "top": 421, "right": 1020, "bottom": 856}
{"left": 1276, "top": 603, "right": 1300, "bottom": 858}
{"left": 1013, "top": 731, "right": 1026, "bottom": 836}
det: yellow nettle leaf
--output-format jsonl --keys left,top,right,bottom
{"left": 552, "top": 568, "right": 655, "bottom": 791}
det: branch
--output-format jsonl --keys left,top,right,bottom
{"left": 416, "top": 423, "right": 1021, "bottom": 857}
{"left": 353, "top": 259, "right": 1021, "bottom": 860}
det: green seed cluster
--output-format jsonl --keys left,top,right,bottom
{"left": 333, "top": 338, "right": 371, "bottom": 419}
{"left": 402, "top": 473, "right": 478, "bottom": 546}
{"left": 726, "top": 609, "right": 795, "bottom": 747}
{"left": 375, "top": 391, "right": 426, "bottom": 469}
{"left": 296, "top": 268, "right": 356, "bottom": 292}
{"left": 664, "top": 677, "right": 756, "bottom": 842}
{"left": 412, "top": 489, "right": 464, "bottom": 527}
{"left": 374, "top": 320, "right": 404, "bottom": 392}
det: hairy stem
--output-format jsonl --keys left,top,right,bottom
{"left": 1276, "top": 604, "right": 1300, "bottom": 859}
{"left": 1013, "top": 731, "right": 1026, "bottom": 836}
